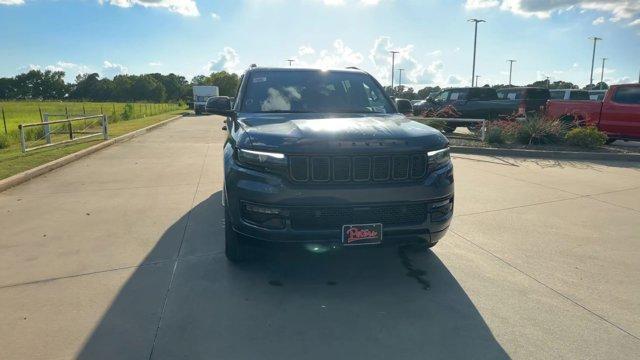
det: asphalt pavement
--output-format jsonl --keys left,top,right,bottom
{"left": 0, "top": 115, "right": 639, "bottom": 359}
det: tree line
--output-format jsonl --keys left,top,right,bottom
{"left": 0, "top": 69, "right": 241, "bottom": 102}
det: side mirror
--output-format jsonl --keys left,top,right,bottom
{"left": 205, "top": 96, "right": 234, "bottom": 116}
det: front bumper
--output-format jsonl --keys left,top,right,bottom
{"left": 224, "top": 146, "right": 454, "bottom": 247}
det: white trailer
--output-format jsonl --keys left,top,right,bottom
{"left": 193, "top": 86, "right": 219, "bottom": 115}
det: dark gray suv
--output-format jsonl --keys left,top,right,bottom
{"left": 207, "top": 67, "right": 454, "bottom": 262}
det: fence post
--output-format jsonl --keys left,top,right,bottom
{"left": 19, "top": 125, "right": 26, "bottom": 153}
{"left": 102, "top": 114, "right": 109, "bottom": 140}
{"left": 68, "top": 120, "right": 73, "bottom": 140}
{"left": 43, "top": 113, "right": 51, "bottom": 144}
{"left": 38, "top": 107, "right": 43, "bottom": 122}
{"left": 480, "top": 120, "right": 486, "bottom": 142}
{"left": 2, "top": 107, "right": 7, "bottom": 135}
{"left": 65, "top": 107, "right": 69, "bottom": 119}
{"left": 83, "top": 105, "right": 86, "bottom": 115}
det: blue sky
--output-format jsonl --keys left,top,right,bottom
{"left": 1, "top": 0, "right": 639, "bottom": 88}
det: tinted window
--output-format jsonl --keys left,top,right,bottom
{"left": 241, "top": 70, "right": 394, "bottom": 113}
{"left": 569, "top": 91, "right": 590, "bottom": 100}
{"left": 526, "top": 89, "right": 550, "bottom": 100}
{"left": 549, "top": 91, "right": 565, "bottom": 100}
{"left": 449, "top": 90, "right": 467, "bottom": 101}
{"left": 468, "top": 88, "right": 497, "bottom": 100}
{"left": 434, "top": 91, "right": 449, "bottom": 101}
{"left": 613, "top": 87, "right": 640, "bottom": 104}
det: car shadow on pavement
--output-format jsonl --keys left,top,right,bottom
{"left": 77, "top": 192, "right": 509, "bottom": 360}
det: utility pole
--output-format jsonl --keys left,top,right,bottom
{"left": 468, "top": 19, "right": 485, "bottom": 87}
{"left": 507, "top": 59, "right": 516, "bottom": 85}
{"left": 397, "top": 68, "right": 404, "bottom": 88}
{"left": 599, "top": 57, "right": 607, "bottom": 88}
{"left": 588, "top": 36, "right": 602, "bottom": 87}
{"left": 285, "top": 59, "right": 295, "bottom": 67}
{"left": 389, "top": 50, "right": 399, "bottom": 90}
{"left": 475, "top": 75, "right": 481, "bottom": 87}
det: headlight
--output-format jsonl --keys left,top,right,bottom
{"left": 427, "top": 147, "right": 450, "bottom": 172}
{"left": 237, "top": 148, "right": 287, "bottom": 169}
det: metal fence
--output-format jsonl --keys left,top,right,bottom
{"left": 18, "top": 114, "right": 108, "bottom": 153}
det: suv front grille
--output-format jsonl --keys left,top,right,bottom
{"left": 290, "top": 203, "right": 427, "bottom": 231}
{"left": 289, "top": 154, "right": 427, "bottom": 183}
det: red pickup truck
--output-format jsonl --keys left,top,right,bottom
{"left": 546, "top": 84, "right": 640, "bottom": 142}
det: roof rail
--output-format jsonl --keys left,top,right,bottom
{"left": 346, "top": 66, "right": 360, "bottom": 70}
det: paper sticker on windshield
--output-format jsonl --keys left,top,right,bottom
{"left": 253, "top": 77, "right": 267, "bottom": 83}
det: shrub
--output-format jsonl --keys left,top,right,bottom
{"left": 515, "top": 115, "right": 568, "bottom": 145}
{"left": 0, "top": 133, "right": 9, "bottom": 149}
{"left": 121, "top": 103, "right": 135, "bottom": 121}
{"left": 424, "top": 119, "right": 446, "bottom": 130}
{"left": 485, "top": 126, "right": 505, "bottom": 145}
{"left": 565, "top": 127, "right": 607, "bottom": 148}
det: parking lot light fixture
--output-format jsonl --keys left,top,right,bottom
{"left": 468, "top": 19, "right": 485, "bottom": 87}
{"left": 286, "top": 59, "right": 295, "bottom": 67}
{"left": 389, "top": 50, "right": 399, "bottom": 90}
{"left": 507, "top": 59, "right": 516, "bottom": 85}
{"left": 588, "top": 36, "right": 602, "bottom": 86}
{"left": 397, "top": 68, "right": 404, "bottom": 88}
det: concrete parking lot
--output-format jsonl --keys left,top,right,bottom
{"left": 0, "top": 115, "right": 639, "bottom": 359}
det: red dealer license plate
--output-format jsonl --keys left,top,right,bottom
{"left": 342, "top": 223, "right": 383, "bottom": 246}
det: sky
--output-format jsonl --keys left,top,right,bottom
{"left": 1, "top": 0, "right": 639, "bottom": 88}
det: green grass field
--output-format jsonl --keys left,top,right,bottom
{"left": 0, "top": 101, "right": 182, "bottom": 135}
{"left": 0, "top": 100, "right": 189, "bottom": 180}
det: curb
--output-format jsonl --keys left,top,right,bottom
{"left": 0, "top": 114, "right": 185, "bottom": 193}
{"left": 450, "top": 145, "right": 640, "bottom": 162}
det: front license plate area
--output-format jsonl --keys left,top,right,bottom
{"left": 342, "top": 223, "right": 383, "bottom": 246}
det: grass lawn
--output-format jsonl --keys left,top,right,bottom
{"left": 0, "top": 110, "right": 188, "bottom": 180}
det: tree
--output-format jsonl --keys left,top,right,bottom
{"left": 206, "top": 71, "right": 240, "bottom": 96}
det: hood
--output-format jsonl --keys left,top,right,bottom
{"left": 237, "top": 113, "right": 448, "bottom": 154}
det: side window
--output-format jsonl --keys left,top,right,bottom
{"left": 570, "top": 91, "right": 590, "bottom": 100}
{"left": 612, "top": 87, "right": 640, "bottom": 104}
{"left": 549, "top": 91, "right": 563, "bottom": 100}
{"left": 450, "top": 91, "right": 466, "bottom": 101}
{"left": 435, "top": 91, "right": 449, "bottom": 101}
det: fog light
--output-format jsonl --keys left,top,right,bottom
{"left": 241, "top": 203, "right": 285, "bottom": 229}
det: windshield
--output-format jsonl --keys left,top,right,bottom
{"left": 241, "top": 70, "right": 395, "bottom": 114}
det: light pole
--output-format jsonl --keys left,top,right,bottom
{"left": 286, "top": 59, "right": 295, "bottom": 67}
{"left": 588, "top": 36, "right": 602, "bottom": 87}
{"left": 468, "top": 18, "right": 485, "bottom": 87}
{"left": 397, "top": 68, "right": 404, "bottom": 88}
{"left": 389, "top": 50, "right": 399, "bottom": 90}
{"left": 599, "top": 57, "right": 607, "bottom": 88}
{"left": 507, "top": 59, "right": 516, "bottom": 85}
{"left": 475, "top": 75, "right": 481, "bottom": 87}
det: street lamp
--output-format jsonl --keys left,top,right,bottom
{"left": 507, "top": 59, "right": 516, "bottom": 86}
{"left": 285, "top": 59, "right": 295, "bottom": 67}
{"left": 397, "top": 68, "right": 404, "bottom": 88}
{"left": 600, "top": 57, "right": 607, "bottom": 88}
{"left": 588, "top": 36, "right": 602, "bottom": 86}
{"left": 468, "top": 18, "right": 485, "bottom": 87}
{"left": 475, "top": 75, "right": 481, "bottom": 87}
{"left": 389, "top": 50, "right": 399, "bottom": 89}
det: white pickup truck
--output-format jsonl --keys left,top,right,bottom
{"left": 193, "top": 86, "right": 219, "bottom": 115}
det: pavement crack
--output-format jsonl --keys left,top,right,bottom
{"left": 147, "top": 143, "right": 211, "bottom": 360}
{"left": 451, "top": 229, "right": 640, "bottom": 342}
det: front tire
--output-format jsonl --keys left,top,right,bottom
{"left": 225, "top": 208, "right": 249, "bottom": 262}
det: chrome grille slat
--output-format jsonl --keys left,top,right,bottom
{"left": 289, "top": 154, "right": 427, "bottom": 183}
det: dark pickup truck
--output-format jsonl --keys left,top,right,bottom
{"left": 206, "top": 67, "right": 454, "bottom": 262}
{"left": 416, "top": 87, "right": 549, "bottom": 132}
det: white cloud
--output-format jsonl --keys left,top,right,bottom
{"left": 592, "top": 16, "right": 605, "bottom": 25}
{"left": 445, "top": 75, "right": 465, "bottom": 86}
{"left": 298, "top": 45, "right": 316, "bottom": 56}
{"left": 368, "top": 36, "right": 443, "bottom": 85}
{"left": 102, "top": 60, "right": 128, "bottom": 78}
{"left": 98, "top": 0, "right": 199, "bottom": 17}
{"left": 465, "top": 0, "right": 499, "bottom": 10}
{"left": 0, "top": 0, "right": 24, "bottom": 5}
{"left": 427, "top": 50, "right": 443, "bottom": 56}
{"left": 211, "top": 12, "right": 220, "bottom": 20}
{"left": 320, "top": 0, "right": 384, "bottom": 6}
{"left": 629, "top": 18, "right": 640, "bottom": 26}
{"left": 294, "top": 39, "right": 363, "bottom": 69}
{"left": 207, "top": 47, "right": 240, "bottom": 73}
{"left": 149, "top": 61, "right": 163, "bottom": 67}
{"left": 465, "top": 1, "right": 640, "bottom": 22}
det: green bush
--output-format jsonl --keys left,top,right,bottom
{"left": 565, "top": 127, "right": 607, "bottom": 148}
{"left": 424, "top": 119, "right": 446, "bottom": 130}
{"left": 121, "top": 103, "right": 135, "bottom": 121}
{"left": 485, "top": 127, "right": 505, "bottom": 144}
{"left": 516, "top": 115, "right": 567, "bottom": 145}
{"left": 0, "top": 133, "right": 9, "bottom": 149}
